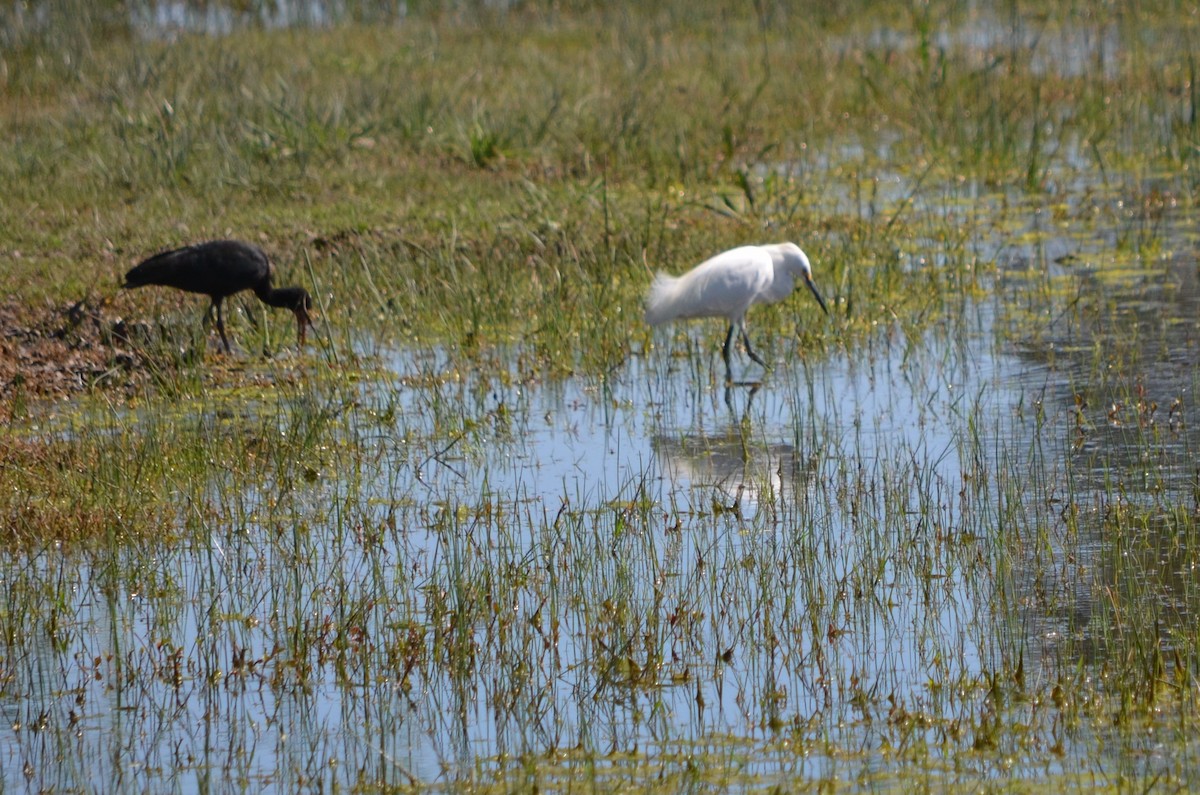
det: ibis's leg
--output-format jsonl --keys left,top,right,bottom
{"left": 741, "top": 322, "right": 768, "bottom": 369}
{"left": 215, "top": 299, "right": 232, "bottom": 353}
{"left": 722, "top": 323, "right": 736, "bottom": 383}
{"left": 295, "top": 310, "right": 308, "bottom": 347}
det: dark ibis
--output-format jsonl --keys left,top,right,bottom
{"left": 123, "top": 239, "right": 313, "bottom": 352}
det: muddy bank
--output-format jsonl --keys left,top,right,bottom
{"left": 0, "top": 298, "right": 141, "bottom": 412}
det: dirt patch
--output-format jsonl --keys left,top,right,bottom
{"left": 0, "top": 297, "right": 143, "bottom": 414}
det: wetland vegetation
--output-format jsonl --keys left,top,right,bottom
{"left": 2, "top": 0, "right": 1200, "bottom": 790}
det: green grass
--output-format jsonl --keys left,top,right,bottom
{"left": 10, "top": 0, "right": 1197, "bottom": 341}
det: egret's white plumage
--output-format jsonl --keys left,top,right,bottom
{"left": 645, "top": 242, "right": 828, "bottom": 381}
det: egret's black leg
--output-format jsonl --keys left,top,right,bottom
{"left": 741, "top": 324, "right": 768, "bottom": 369}
{"left": 722, "top": 323, "right": 736, "bottom": 383}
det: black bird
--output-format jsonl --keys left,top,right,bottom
{"left": 124, "top": 239, "right": 313, "bottom": 352}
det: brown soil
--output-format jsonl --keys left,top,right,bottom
{"left": 0, "top": 297, "right": 143, "bottom": 415}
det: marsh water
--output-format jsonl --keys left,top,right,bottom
{"left": 5, "top": 186, "right": 1200, "bottom": 788}
{"left": 5, "top": 1, "right": 1200, "bottom": 789}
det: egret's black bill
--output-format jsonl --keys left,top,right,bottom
{"left": 805, "top": 276, "right": 830, "bottom": 316}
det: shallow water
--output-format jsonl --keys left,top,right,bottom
{"left": 274, "top": 317, "right": 1032, "bottom": 781}
{"left": 5, "top": 1, "right": 1200, "bottom": 783}
{"left": 7, "top": 209, "right": 1200, "bottom": 788}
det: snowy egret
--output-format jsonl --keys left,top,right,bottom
{"left": 645, "top": 242, "right": 828, "bottom": 382}
{"left": 124, "top": 239, "right": 313, "bottom": 352}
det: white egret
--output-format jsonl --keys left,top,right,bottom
{"left": 645, "top": 242, "right": 829, "bottom": 382}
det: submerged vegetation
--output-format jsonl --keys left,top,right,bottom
{"left": 2, "top": 0, "right": 1200, "bottom": 789}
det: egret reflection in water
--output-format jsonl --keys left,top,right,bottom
{"left": 653, "top": 424, "right": 818, "bottom": 523}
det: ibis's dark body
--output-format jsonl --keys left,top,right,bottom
{"left": 124, "top": 239, "right": 312, "bottom": 351}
